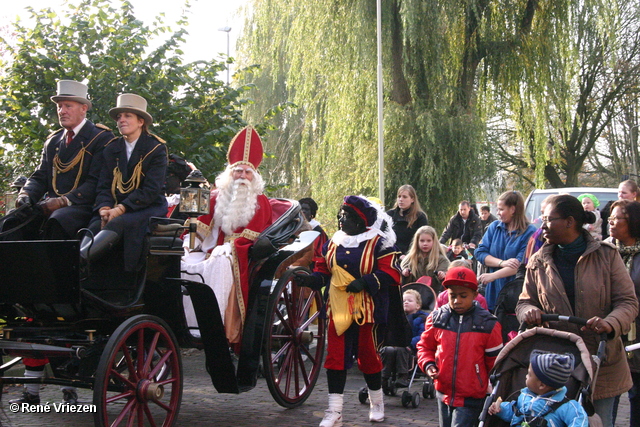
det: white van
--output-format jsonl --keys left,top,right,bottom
{"left": 524, "top": 187, "right": 618, "bottom": 227}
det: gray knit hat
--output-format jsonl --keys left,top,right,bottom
{"left": 530, "top": 350, "right": 575, "bottom": 389}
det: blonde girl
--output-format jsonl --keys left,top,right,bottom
{"left": 400, "top": 226, "right": 450, "bottom": 292}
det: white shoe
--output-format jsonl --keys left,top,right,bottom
{"left": 369, "top": 401, "right": 384, "bottom": 422}
{"left": 319, "top": 409, "right": 343, "bottom": 427}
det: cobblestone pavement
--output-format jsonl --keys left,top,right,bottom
{"left": 0, "top": 349, "right": 630, "bottom": 426}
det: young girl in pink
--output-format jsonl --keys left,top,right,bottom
{"left": 401, "top": 226, "right": 450, "bottom": 292}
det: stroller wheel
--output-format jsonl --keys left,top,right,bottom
{"left": 411, "top": 392, "right": 421, "bottom": 408}
{"left": 423, "top": 381, "right": 435, "bottom": 399}
{"left": 382, "top": 378, "right": 392, "bottom": 396}
{"left": 401, "top": 390, "right": 411, "bottom": 408}
{"left": 358, "top": 387, "right": 369, "bottom": 404}
{"left": 389, "top": 383, "right": 397, "bottom": 397}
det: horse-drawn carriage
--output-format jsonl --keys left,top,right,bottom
{"left": 0, "top": 198, "right": 325, "bottom": 426}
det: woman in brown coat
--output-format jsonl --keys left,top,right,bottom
{"left": 516, "top": 194, "right": 638, "bottom": 427}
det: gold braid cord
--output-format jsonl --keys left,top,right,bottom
{"left": 52, "top": 129, "right": 109, "bottom": 196}
{"left": 111, "top": 143, "right": 163, "bottom": 202}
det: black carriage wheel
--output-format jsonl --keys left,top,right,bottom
{"left": 93, "top": 314, "right": 183, "bottom": 427}
{"left": 262, "top": 267, "right": 326, "bottom": 408}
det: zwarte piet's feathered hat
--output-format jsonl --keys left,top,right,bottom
{"left": 342, "top": 195, "right": 377, "bottom": 228}
{"left": 227, "top": 126, "right": 264, "bottom": 169}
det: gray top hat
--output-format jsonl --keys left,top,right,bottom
{"left": 50, "top": 80, "right": 92, "bottom": 110}
{"left": 109, "top": 93, "right": 153, "bottom": 126}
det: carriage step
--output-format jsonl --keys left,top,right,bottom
{"left": 0, "top": 341, "right": 81, "bottom": 357}
{"left": 0, "top": 357, "right": 22, "bottom": 374}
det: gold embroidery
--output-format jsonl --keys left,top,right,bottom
{"left": 52, "top": 129, "right": 109, "bottom": 196}
{"left": 111, "top": 143, "right": 163, "bottom": 202}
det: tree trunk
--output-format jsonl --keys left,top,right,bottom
{"left": 389, "top": 0, "right": 412, "bottom": 105}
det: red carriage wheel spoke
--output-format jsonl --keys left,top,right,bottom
{"left": 136, "top": 329, "right": 145, "bottom": 376}
{"left": 105, "top": 390, "right": 135, "bottom": 404}
{"left": 110, "top": 398, "right": 137, "bottom": 426}
{"left": 142, "top": 331, "right": 161, "bottom": 375}
{"left": 147, "top": 349, "right": 172, "bottom": 380}
{"left": 121, "top": 345, "right": 138, "bottom": 383}
{"left": 143, "top": 404, "right": 160, "bottom": 427}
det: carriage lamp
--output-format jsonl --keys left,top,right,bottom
{"left": 3, "top": 191, "right": 17, "bottom": 215}
{"left": 180, "top": 170, "right": 210, "bottom": 249}
{"left": 4, "top": 176, "right": 27, "bottom": 215}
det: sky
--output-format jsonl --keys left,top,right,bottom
{"left": 0, "top": 0, "right": 248, "bottom": 67}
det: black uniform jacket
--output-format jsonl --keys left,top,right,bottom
{"left": 94, "top": 132, "right": 167, "bottom": 212}
{"left": 23, "top": 120, "right": 114, "bottom": 205}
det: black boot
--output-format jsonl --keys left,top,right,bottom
{"left": 80, "top": 230, "right": 120, "bottom": 266}
{"left": 9, "top": 391, "right": 40, "bottom": 405}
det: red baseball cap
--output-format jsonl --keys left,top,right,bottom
{"left": 442, "top": 267, "right": 478, "bottom": 292}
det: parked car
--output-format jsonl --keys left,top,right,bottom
{"left": 524, "top": 187, "right": 618, "bottom": 227}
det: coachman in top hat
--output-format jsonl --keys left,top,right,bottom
{"left": 16, "top": 80, "right": 114, "bottom": 239}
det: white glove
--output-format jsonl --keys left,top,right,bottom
{"left": 211, "top": 242, "right": 232, "bottom": 258}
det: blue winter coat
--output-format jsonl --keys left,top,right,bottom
{"left": 408, "top": 310, "right": 428, "bottom": 350}
{"left": 495, "top": 386, "right": 588, "bottom": 427}
{"left": 475, "top": 221, "right": 536, "bottom": 310}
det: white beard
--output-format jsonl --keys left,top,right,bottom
{"left": 214, "top": 178, "right": 259, "bottom": 236}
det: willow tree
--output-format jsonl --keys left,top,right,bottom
{"left": 485, "top": 0, "right": 640, "bottom": 188}
{"left": 237, "top": 0, "right": 609, "bottom": 227}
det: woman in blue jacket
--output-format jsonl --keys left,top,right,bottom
{"left": 475, "top": 191, "right": 536, "bottom": 311}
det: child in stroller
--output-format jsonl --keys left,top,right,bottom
{"left": 488, "top": 350, "right": 588, "bottom": 426}
{"left": 381, "top": 288, "right": 429, "bottom": 389}
{"left": 479, "top": 317, "right": 603, "bottom": 427}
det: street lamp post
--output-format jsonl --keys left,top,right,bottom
{"left": 376, "top": 0, "right": 384, "bottom": 203}
{"left": 631, "top": 124, "right": 640, "bottom": 179}
{"left": 218, "top": 26, "right": 232, "bottom": 85}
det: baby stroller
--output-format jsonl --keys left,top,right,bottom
{"left": 359, "top": 278, "right": 438, "bottom": 408}
{"left": 479, "top": 314, "right": 606, "bottom": 427}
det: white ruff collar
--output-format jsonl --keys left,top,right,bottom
{"left": 309, "top": 219, "right": 321, "bottom": 228}
{"left": 331, "top": 229, "right": 385, "bottom": 248}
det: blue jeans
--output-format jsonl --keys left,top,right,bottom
{"left": 593, "top": 396, "right": 616, "bottom": 427}
{"left": 629, "top": 372, "right": 640, "bottom": 427}
{"left": 436, "top": 392, "right": 484, "bottom": 427}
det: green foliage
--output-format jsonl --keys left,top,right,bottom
{"left": 479, "top": 0, "right": 640, "bottom": 187}
{"left": 0, "top": 0, "right": 252, "bottom": 183}
{"left": 385, "top": 106, "right": 491, "bottom": 231}
{"left": 237, "top": 0, "right": 498, "bottom": 228}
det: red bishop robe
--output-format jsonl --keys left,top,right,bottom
{"left": 194, "top": 190, "right": 273, "bottom": 341}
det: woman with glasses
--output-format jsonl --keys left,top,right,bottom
{"left": 606, "top": 200, "right": 640, "bottom": 425}
{"left": 475, "top": 191, "right": 536, "bottom": 311}
{"left": 601, "top": 180, "right": 640, "bottom": 239}
{"left": 517, "top": 194, "right": 638, "bottom": 427}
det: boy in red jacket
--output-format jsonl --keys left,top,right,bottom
{"left": 417, "top": 267, "right": 503, "bottom": 427}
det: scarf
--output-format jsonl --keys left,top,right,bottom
{"left": 616, "top": 238, "right": 640, "bottom": 271}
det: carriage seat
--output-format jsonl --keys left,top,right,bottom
{"left": 251, "top": 199, "right": 304, "bottom": 260}
{"left": 148, "top": 218, "right": 186, "bottom": 256}
{"left": 148, "top": 199, "right": 303, "bottom": 260}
